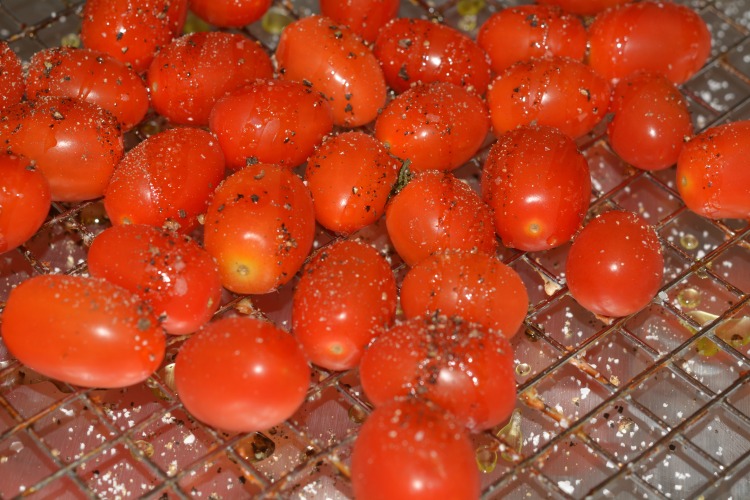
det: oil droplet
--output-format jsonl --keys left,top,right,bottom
{"left": 680, "top": 233, "right": 699, "bottom": 250}
{"left": 475, "top": 445, "right": 497, "bottom": 473}
{"left": 132, "top": 440, "right": 154, "bottom": 458}
{"left": 348, "top": 404, "right": 367, "bottom": 424}
{"left": 496, "top": 409, "right": 523, "bottom": 462}
{"left": 617, "top": 416, "right": 634, "bottom": 434}
{"left": 235, "top": 433, "right": 275, "bottom": 463}
{"left": 695, "top": 267, "right": 709, "bottom": 279}
{"left": 515, "top": 363, "right": 531, "bottom": 377}
{"left": 677, "top": 288, "right": 701, "bottom": 309}
{"left": 262, "top": 6, "right": 293, "bottom": 35}
{"left": 457, "top": 0, "right": 485, "bottom": 16}
{"left": 695, "top": 337, "right": 719, "bottom": 357}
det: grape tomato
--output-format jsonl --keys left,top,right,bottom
{"left": 0, "top": 41, "right": 24, "bottom": 110}
{"left": 189, "top": 0, "right": 271, "bottom": 28}
{"left": 536, "top": 0, "right": 631, "bottom": 16}
{"left": 0, "top": 155, "right": 51, "bottom": 254}
{"left": 320, "top": 0, "right": 399, "bottom": 42}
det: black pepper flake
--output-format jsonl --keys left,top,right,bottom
{"left": 669, "top": 444, "right": 676, "bottom": 451}
{"left": 217, "top": 204, "right": 225, "bottom": 212}
{"left": 246, "top": 156, "right": 259, "bottom": 166}
{"left": 302, "top": 79, "right": 312, "bottom": 87}
{"left": 116, "top": 32, "right": 124, "bottom": 41}
{"left": 239, "top": 476, "right": 247, "bottom": 484}
{"left": 250, "top": 194, "right": 259, "bottom": 203}
{"left": 398, "top": 38, "right": 412, "bottom": 49}
{"left": 398, "top": 65, "right": 409, "bottom": 81}
{"left": 178, "top": 209, "right": 187, "bottom": 218}
{"left": 254, "top": 170, "right": 265, "bottom": 180}
{"left": 526, "top": 14, "right": 539, "bottom": 28}
{"left": 344, "top": 103, "right": 353, "bottom": 113}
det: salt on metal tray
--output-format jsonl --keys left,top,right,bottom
{"left": 1, "top": 0, "right": 750, "bottom": 498}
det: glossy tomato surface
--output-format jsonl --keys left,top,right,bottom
{"left": 0, "top": 155, "right": 51, "bottom": 254}
{"left": 189, "top": 0, "right": 271, "bottom": 27}
{"left": 1, "top": 275, "right": 165, "bottom": 388}
{"left": 0, "top": 41, "right": 24, "bottom": 110}
{"left": 536, "top": 0, "right": 631, "bottom": 16}
{"left": 320, "top": 0, "right": 399, "bottom": 42}
{"left": 174, "top": 316, "right": 310, "bottom": 432}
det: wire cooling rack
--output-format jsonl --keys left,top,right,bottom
{"left": 1, "top": 0, "right": 750, "bottom": 498}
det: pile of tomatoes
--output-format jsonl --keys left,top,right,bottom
{"left": 1, "top": 0, "right": 748, "bottom": 497}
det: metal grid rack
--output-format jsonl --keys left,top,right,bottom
{"left": 1, "top": 0, "right": 750, "bottom": 498}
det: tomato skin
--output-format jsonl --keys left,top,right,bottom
{"left": 276, "top": 16, "right": 387, "bottom": 127}
{"left": 351, "top": 398, "right": 480, "bottom": 500}
{"left": 676, "top": 121, "right": 750, "bottom": 219}
{"left": 174, "top": 316, "right": 310, "bottom": 432}
{"left": 0, "top": 155, "right": 51, "bottom": 254}
{"left": 481, "top": 125, "right": 591, "bottom": 252}
{"left": 607, "top": 72, "right": 693, "bottom": 171}
{"left": 373, "top": 18, "right": 491, "bottom": 95}
{"left": 209, "top": 79, "right": 333, "bottom": 170}
{"left": 203, "top": 163, "right": 315, "bottom": 295}
{"left": 566, "top": 211, "right": 664, "bottom": 318}
{"left": 0, "top": 42, "right": 24, "bottom": 110}
{"left": 487, "top": 57, "right": 611, "bottom": 139}
{"left": 104, "top": 127, "right": 225, "bottom": 233}
{"left": 189, "top": 0, "right": 271, "bottom": 28}
{"left": 536, "top": 0, "right": 631, "bottom": 16}
{"left": 320, "top": 0, "right": 399, "bottom": 42}
{"left": 477, "top": 5, "right": 586, "bottom": 76}
{"left": 292, "top": 240, "right": 397, "bottom": 371}
{"left": 1, "top": 275, "right": 165, "bottom": 388}
{"left": 386, "top": 171, "right": 497, "bottom": 267}
{"left": 400, "top": 250, "right": 528, "bottom": 339}
{"left": 588, "top": 1, "right": 711, "bottom": 84}
{"left": 148, "top": 32, "right": 273, "bottom": 126}
{"left": 305, "top": 132, "right": 399, "bottom": 234}
{"left": 0, "top": 97, "right": 124, "bottom": 202}
{"left": 87, "top": 225, "right": 222, "bottom": 335}
{"left": 375, "top": 82, "right": 490, "bottom": 173}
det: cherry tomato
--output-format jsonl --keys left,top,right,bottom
{"left": 203, "top": 163, "right": 315, "bottom": 295}
{"left": 375, "top": 82, "right": 490, "bottom": 173}
{"left": 189, "top": 0, "right": 271, "bottom": 28}
{"left": 676, "top": 120, "right": 750, "bottom": 219}
{"left": 0, "top": 42, "right": 24, "bottom": 110}
{"left": 536, "top": 0, "right": 631, "bottom": 16}
{"left": 80, "top": 0, "right": 188, "bottom": 73}
{"left": 276, "top": 15, "right": 387, "bottom": 127}
{"left": 87, "top": 224, "right": 222, "bottom": 335}
{"left": 26, "top": 47, "right": 149, "bottom": 131}
{"left": 588, "top": 1, "right": 711, "bottom": 84}
{"left": 477, "top": 5, "right": 587, "bottom": 75}
{"left": 148, "top": 32, "right": 274, "bottom": 126}
{"left": 174, "top": 316, "right": 310, "bottom": 432}
{"left": 351, "top": 398, "right": 480, "bottom": 500}
{"left": 320, "top": 0, "right": 399, "bottom": 42}
{"left": 607, "top": 72, "right": 693, "bottom": 171}
{"left": 373, "top": 18, "right": 491, "bottom": 95}
{"left": 385, "top": 170, "right": 497, "bottom": 266}
{"left": 487, "top": 57, "right": 611, "bottom": 139}
{"left": 400, "top": 250, "right": 529, "bottom": 339}
{"left": 104, "top": 127, "right": 225, "bottom": 233}
{"left": 566, "top": 210, "right": 664, "bottom": 318}
{"left": 305, "top": 132, "right": 400, "bottom": 234}
{"left": 292, "top": 240, "right": 397, "bottom": 371}
{"left": 481, "top": 125, "right": 591, "bottom": 251}
{"left": 1, "top": 275, "right": 165, "bottom": 388}
{"left": 0, "top": 97, "right": 124, "bottom": 202}
{"left": 0, "top": 155, "right": 51, "bottom": 254}
{"left": 209, "top": 79, "right": 333, "bottom": 170}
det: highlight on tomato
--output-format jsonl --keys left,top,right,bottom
{"left": 189, "top": 0, "right": 271, "bottom": 28}
{"left": 0, "top": 155, "right": 51, "bottom": 254}
{"left": 0, "top": 41, "right": 24, "bottom": 110}
{"left": 320, "top": 0, "right": 399, "bottom": 42}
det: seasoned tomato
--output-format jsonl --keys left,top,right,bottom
{"left": 0, "top": 155, "right": 51, "bottom": 254}
{"left": 203, "top": 163, "right": 315, "bottom": 295}
{"left": 276, "top": 15, "right": 387, "bottom": 127}
{"left": 0, "top": 97, "right": 123, "bottom": 202}
{"left": 189, "top": 0, "right": 271, "bottom": 28}
{"left": 1, "top": 275, "right": 165, "bottom": 388}
{"left": 148, "top": 32, "right": 274, "bottom": 126}
{"left": 375, "top": 82, "right": 489, "bottom": 173}
{"left": 174, "top": 316, "right": 310, "bottom": 432}
{"left": 566, "top": 210, "right": 664, "bottom": 318}
{"left": 676, "top": 120, "right": 750, "bottom": 219}
{"left": 104, "top": 127, "right": 225, "bottom": 232}
{"left": 0, "top": 42, "right": 24, "bottom": 110}
{"left": 209, "top": 79, "right": 333, "bottom": 170}
{"left": 320, "top": 0, "right": 399, "bottom": 42}
{"left": 481, "top": 125, "right": 591, "bottom": 251}
{"left": 536, "top": 0, "right": 631, "bottom": 16}
{"left": 373, "top": 18, "right": 491, "bottom": 95}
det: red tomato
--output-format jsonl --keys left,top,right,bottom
{"left": 292, "top": 240, "right": 397, "bottom": 371}
{"left": 351, "top": 398, "right": 480, "bottom": 500}
{"left": 276, "top": 15, "right": 387, "bottom": 127}
{"left": 588, "top": 1, "right": 711, "bottom": 84}
{"left": 1, "top": 275, "right": 165, "bottom": 388}
{"left": 104, "top": 128, "right": 225, "bottom": 232}
{"left": 320, "top": 0, "right": 399, "bottom": 42}
{"left": 0, "top": 97, "right": 124, "bottom": 202}
{"left": 373, "top": 18, "right": 491, "bottom": 95}
{"left": 676, "top": 120, "right": 750, "bottom": 219}
{"left": 174, "top": 316, "right": 310, "bottom": 432}
{"left": 607, "top": 72, "right": 693, "bottom": 171}
{"left": 385, "top": 171, "right": 497, "bottom": 266}
{"left": 477, "top": 5, "right": 587, "bottom": 75}
{"left": 481, "top": 125, "right": 591, "bottom": 251}
{"left": 487, "top": 57, "right": 611, "bottom": 139}
{"left": 536, "top": 0, "right": 631, "bottom": 16}
{"left": 203, "top": 163, "right": 315, "bottom": 295}
{"left": 148, "top": 32, "right": 274, "bottom": 126}
{"left": 0, "top": 155, "right": 51, "bottom": 254}
{"left": 400, "top": 250, "right": 529, "bottom": 339}
{"left": 305, "top": 132, "right": 400, "bottom": 234}
{"left": 0, "top": 42, "right": 24, "bottom": 110}
{"left": 80, "top": 0, "right": 188, "bottom": 73}
{"left": 26, "top": 47, "right": 149, "bottom": 131}
{"left": 375, "top": 82, "right": 490, "bottom": 173}
{"left": 87, "top": 224, "right": 222, "bottom": 335}
{"left": 209, "top": 79, "right": 333, "bottom": 170}
{"left": 566, "top": 211, "right": 664, "bottom": 318}
{"left": 189, "top": 0, "right": 271, "bottom": 28}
